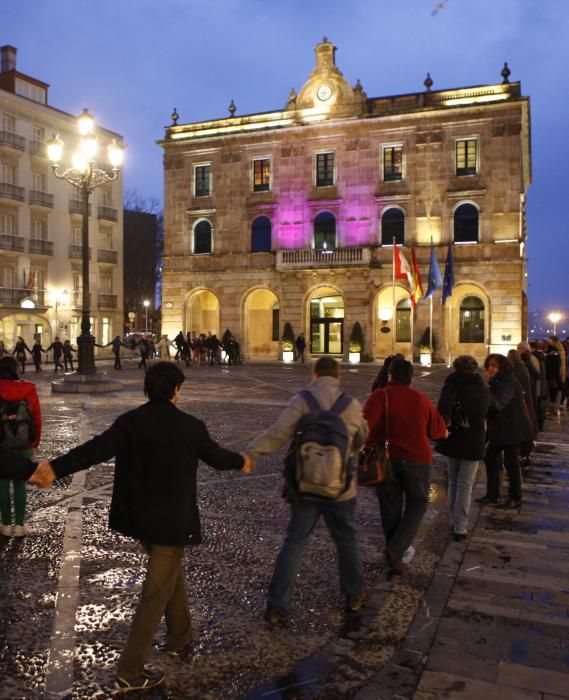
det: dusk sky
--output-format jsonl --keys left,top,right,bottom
{"left": 4, "top": 0, "right": 568, "bottom": 311}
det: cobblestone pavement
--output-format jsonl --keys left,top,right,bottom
{"left": 0, "top": 360, "right": 567, "bottom": 699}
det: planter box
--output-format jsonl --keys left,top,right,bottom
{"left": 282, "top": 350, "right": 294, "bottom": 363}
{"left": 420, "top": 351, "right": 432, "bottom": 367}
{"left": 349, "top": 352, "right": 361, "bottom": 364}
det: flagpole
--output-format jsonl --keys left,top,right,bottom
{"left": 447, "top": 300, "right": 452, "bottom": 368}
{"left": 391, "top": 236, "right": 395, "bottom": 355}
{"left": 429, "top": 295, "right": 433, "bottom": 355}
{"left": 410, "top": 299, "right": 415, "bottom": 363}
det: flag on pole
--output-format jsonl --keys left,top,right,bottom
{"left": 424, "top": 243, "right": 443, "bottom": 299}
{"left": 410, "top": 248, "right": 424, "bottom": 306}
{"left": 393, "top": 242, "right": 413, "bottom": 290}
{"left": 442, "top": 244, "right": 455, "bottom": 306}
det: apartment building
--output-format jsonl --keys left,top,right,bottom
{"left": 159, "top": 38, "right": 530, "bottom": 362}
{"left": 0, "top": 45, "right": 123, "bottom": 351}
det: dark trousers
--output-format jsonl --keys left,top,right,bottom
{"left": 113, "top": 352, "right": 122, "bottom": 369}
{"left": 117, "top": 543, "right": 192, "bottom": 681}
{"left": 484, "top": 443, "right": 522, "bottom": 502}
{"left": 375, "top": 458, "right": 431, "bottom": 558}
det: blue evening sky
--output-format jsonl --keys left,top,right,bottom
{"left": 3, "top": 0, "right": 568, "bottom": 311}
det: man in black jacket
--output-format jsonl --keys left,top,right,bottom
{"left": 31, "top": 362, "right": 253, "bottom": 694}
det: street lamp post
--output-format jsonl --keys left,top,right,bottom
{"left": 143, "top": 300, "right": 150, "bottom": 333}
{"left": 548, "top": 312, "right": 562, "bottom": 337}
{"left": 47, "top": 110, "right": 123, "bottom": 373}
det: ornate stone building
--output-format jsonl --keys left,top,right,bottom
{"left": 0, "top": 45, "right": 124, "bottom": 351}
{"left": 159, "top": 39, "right": 530, "bottom": 362}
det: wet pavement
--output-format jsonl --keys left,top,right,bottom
{"left": 0, "top": 359, "right": 567, "bottom": 699}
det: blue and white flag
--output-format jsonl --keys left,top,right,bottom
{"left": 424, "top": 243, "right": 443, "bottom": 299}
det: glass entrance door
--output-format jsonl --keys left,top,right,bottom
{"left": 310, "top": 293, "right": 344, "bottom": 354}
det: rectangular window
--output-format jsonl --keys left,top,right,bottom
{"left": 194, "top": 164, "right": 211, "bottom": 197}
{"left": 14, "top": 79, "right": 46, "bottom": 104}
{"left": 100, "top": 274, "right": 113, "bottom": 293}
{"left": 101, "top": 317, "right": 111, "bottom": 346}
{"left": 100, "top": 189, "right": 111, "bottom": 206}
{"left": 2, "top": 115, "right": 15, "bottom": 133}
{"left": 72, "top": 273, "right": 81, "bottom": 292}
{"left": 32, "top": 125, "right": 44, "bottom": 143}
{"left": 253, "top": 158, "right": 270, "bottom": 192}
{"left": 1, "top": 163, "right": 15, "bottom": 184}
{"left": 32, "top": 172, "right": 45, "bottom": 191}
{"left": 99, "top": 228, "right": 112, "bottom": 249}
{"left": 72, "top": 227, "right": 82, "bottom": 245}
{"left": 32, "top": 219, "right": 47, "bottom": 239}
{"left": 0, "top": 213, "right": 14, "bottom": 234}
{"left": 1, "top": 267, "right": 14, "bottom": 288}
{"left": 383, "top": 146, "right": 403, "bottom": 181}
{"left": 72, "top": 185, "right": 82, "bottom": 201}
{"left": 316, "top": 152, "right": 335, "bottom": 187}
{"left": 456, "top": 138, "right": 478, "bottom": 176}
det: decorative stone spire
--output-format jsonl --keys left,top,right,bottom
{"left": 354, "top": 79, "right": 363, "bottom": 94}
{"left": 315, "top": 37, "right": 336, "bottom": 72}
{"left": 170, "top": 107, "right": 179, "bottom": 126}
{"left": 228, "top": 99, "right": 236, "bottom": 117}
{"left": 286, "top": 88, "right": 297, "bottom": 110}
{"left": 424, "top": 73, "right": 433, "bottom": 92}
{"left": 501, "top": 62, "right": 511, "bottom": 84}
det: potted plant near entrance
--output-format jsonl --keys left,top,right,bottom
{"left": 419, "top": 327, "right": 433, "bottom": 367}
{"left": 349, "top": 322, "right": 364, "bottom": 364}
{"left": 281, "top": 322, "right": 295, "bottom": 363}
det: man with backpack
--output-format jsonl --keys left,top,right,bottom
{"left": 244, "top": 356, "right": 368, "bottom": 626}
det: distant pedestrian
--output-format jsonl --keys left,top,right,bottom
{"left": 545, "top": 343, "right": 563, "bottom": 415}
{"left": 31, "top": 338, "right": 45, "bottom": 373}
{"left": 436, "top": 355, "right": 490, "bottom": 541}
{"left": 30, "top": 361, "right": 252, "bottom": 693}
{"left": 364, "top": 358, "right": 447, "bottom": 572}
{"left": 12, "top": 337, "right": 30, "bottom": 374}
{"left": 63, "top": 340, "right": 76, "bottom": 372}
{"left": 0, "top": 356, "right": 42, "bottom": 537}
{"left": 106, "top": 336, "right": 125, "bottom": 370}
{"left": 294, "top": 333, "right": 306, "bottom": 363}
{"left": 137, "top": 336, "right": 151, "bottom": 369}
{"left": 478, "top": 354, "right": 533, "bottom": 510}
{"left": 245, "top": 357, "right": 368, "bottom": 625}
{"left": 45, "top": 337, "right": 64, "bottom": 373}
{"left": 371, "top": 353, "right": 404, "bottom": 392}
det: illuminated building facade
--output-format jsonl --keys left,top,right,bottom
{"left": 159, "top": 39, "right": 530, "bottom": 361}
{"left": 0, "top": 45, "right": 124, "bottom": 350}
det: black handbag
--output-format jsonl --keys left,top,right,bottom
{"left": 358, "top": 391, "right": 392, "bottom": 486}
{"left": 450, "top": 390, "right": 470, "bottom": 430}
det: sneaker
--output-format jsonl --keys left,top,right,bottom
{"left": 13, "top": 524, "right": 28, "bottom": 537}
{"left": 0, "top": 524, "right": 12, "bottom": 537}
{"left": 496, "top": 499, "right": 522, "bottom": 510}
{"left": 166, "top": 641, "right": 194, "bottom": 659}
{"left": 265, "top": 606, "right": 287, "bottom": 628}
{"left": 402, "top": 545, "right": 416, "bottom": 564}
{"left": 386, "top": 547, "right": 408, "bottom": 574}
{"left": 453, "top": 531, "right": 469, "bottom": 542}
{"left": 115, "top": 669, "right": 165, "bottom": 693}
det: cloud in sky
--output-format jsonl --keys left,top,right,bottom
{"left": 3, "top": 0, "right": 568, "bottom": 309}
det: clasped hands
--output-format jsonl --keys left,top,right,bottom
{"left": 239, "top": 452, "right": 256, "bottom": 475}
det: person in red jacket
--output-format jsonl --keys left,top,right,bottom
{"left": 0, "top": 355, "right": 42, "bottom": 537}
{"left": 364, "top": 357, "right": 447, "bottom": 573}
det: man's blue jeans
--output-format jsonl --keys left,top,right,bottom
{"left": 267, "top": 497, "right": 363, "bottom": 610}
{"left": 446, "top": 458, "right": 479, "bottom": 535}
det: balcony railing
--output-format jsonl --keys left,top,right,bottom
{"left": 69, "top": 244, "right": 91, "bottom": 260}
{"left": 97, "top": 205, "right": 118, "bottom": 222}
{"left": 276, "top": 247, "right": 370, "bottom": 269}
{"left": 0, "top": 287, "right": 46, "bottom": 306}
{"left": 29, "top": 190, "right": 54, "bottom": 208}
{"left": 69, "top": 199, "right": 91, "bottom": 215}
{"left": 98, "top": 248, "right": 118, "bottom": 264}
{"left": 0, "top": 182, "right": 25, "bottom": 201}
{"left": 0, "top": 130, "right": 25, "bottom": 151}
{"left": 98, "top": 293, "right": 118, "bottom": 309}
{"left": 29, "top": 140, "right": 46, "bottom": 157}
{"left": 0, "top": 234, "right": 25, "bottom": 252}
{"left": 29, "top": 239, "right": 54, "bottom": 256}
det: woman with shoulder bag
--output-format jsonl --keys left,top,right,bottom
{"left": 363, "top": 358, "right": 447, "bottom": 573}
{"left": 436, "top": 355, "right": 490, "bottom": 541}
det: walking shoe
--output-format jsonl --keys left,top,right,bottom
{"left": 166, "top": 641, "right": 195, "bottom": 660}
{"left": 496, "top": 499, "right": 522, "bottom": 510}
{"left": 0, "top": 524, "right": 12, "bottom": 537}
{"left": 402, "top": 545, "right": 416, "bottom": 564}
{"left": 344, "top": 592, "right": 367, "bottom": 613}
{"left": 475, "top": 495, "right": 499, "bottom": 505}
{"left": 115, "top": 669, "right": 165, "bottom": 693}
{"left": 453, "top": 531, "right": 469, "bottom": 542}
{"left": 13, "top": 525, "right": 28, "bottom": 537}
{"left": 265, "top": 606, "right": 287, "bottom": 628}
{"left": 386, "top": 547, "right": 408, "bottom": 574}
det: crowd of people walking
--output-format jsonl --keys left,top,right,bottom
{"left": 0, "top": 334, "right": 567, "bottom": 694}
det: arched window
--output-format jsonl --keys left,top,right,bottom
{"left": 459, "top": 296, "right": 485, "bottom": 343}
{"left": 193, "top": 220, "right": 212, "bottom": 254}
{"left": 454, "top": 203, "right": 479, "bottom": 243}
{"left": 381, "top": 208, "right": 405, "bottom": 246}
{"left": 314, "top": 212, "right": 336, "bottom": 250}
{"left": 251, "top": 216, "right": 272, "bottom": 252}
{"left": 396, "top": 297, "right": 411, "bottom": 342}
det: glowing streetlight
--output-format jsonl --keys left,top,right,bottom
{"left": 548, "top": 312, "right": 562, "bottom": 337}
{"left": 47, "top": 110, "right": 123, "bottom": 372}
{"left": 143, "top": 300, "right": 150, "bottom": 333}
